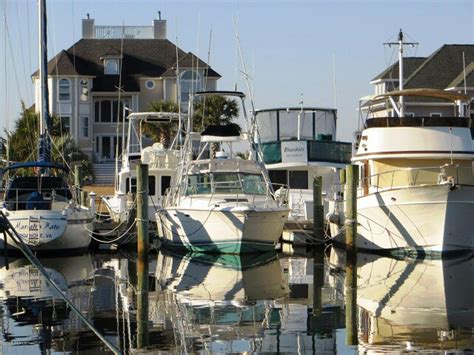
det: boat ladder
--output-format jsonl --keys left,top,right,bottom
{"left": 28, "top": 216, "right": 41, "bottom": 246}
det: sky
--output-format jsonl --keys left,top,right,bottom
{"left": 1, "top": 0, "right": 473, "bottom": 141}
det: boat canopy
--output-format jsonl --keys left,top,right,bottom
{"left": 373, "top": 88, "right": 471, "bottom": 103}
{"left": 2, "top": 161, "right": 69, "bottom": 173}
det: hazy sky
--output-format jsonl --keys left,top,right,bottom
{"left": 1, "top": 0, "right": 473, "bottom": 141}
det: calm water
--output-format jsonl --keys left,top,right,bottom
{"left": 0, "top": 247, "right": 472, "bottom": 354}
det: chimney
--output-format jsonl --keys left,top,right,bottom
{"left": 153, "top": 12, "right": 166, "bottom": 39}
{"left": 82, "top": 14, "right": 95, "bottom": 39}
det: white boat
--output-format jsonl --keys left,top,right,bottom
{"left": 255, "top": 106, "right": 351, "bottom": 227}
{"left": 328, "top": 32, "right": 474, "bottom": 255}
{"left": 157, "top": 91, "right": 289, "bottom": 253}
{"left": 0, "top": 0, "right": 92, "bottom": 253}
{"left": 101, "top": 112, "right": 181, "bottom": 228}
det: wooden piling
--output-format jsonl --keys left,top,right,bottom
{"left": 136, "top": 164, "right": 149, "bottom": 348}
{"left": 345, "top": 252, "right": 358, "bottom": 345}
{"left": 339, "top": 168, "right": 346, "bottom": 185}
{"left": 312, "top": 246, "right": 324, "bottom": 316}
{"left": 313, "top": 176, "right": 324, "bottom": 241}
{"left": 345, "top": 164, "right": 358, "bottom": 256}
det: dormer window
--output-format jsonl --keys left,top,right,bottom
{"left": 104, "top": 58, "right": 119, "bottom": 75}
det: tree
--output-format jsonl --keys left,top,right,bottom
{"left": 192, "top": 95, "right": 240, "bottom": 157}
{"left": 5, "top": 103, "right": 94, "bottom": 179}
{"left": 143, "top": 100, "right": 180, "bottom": 148}
{"left": 192, "top": 95, "right": 240, "bottom": 132}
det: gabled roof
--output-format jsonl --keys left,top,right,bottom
{"left": 371, "top": 57, "right": 426, "bottom": 82}
{"left": 404, "top": 44, "right": 474, "bottom": 89}
{"left": 33, "top": 39, "right": 221, "bottom": 92}
{"left": 161, "top": 52, "right": 220, "bottom": 78}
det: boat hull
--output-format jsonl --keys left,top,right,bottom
{"left": 157, "top": 208, "right": 289, "bottom": 253}
{"left": 339, "top": 184, "right": 474, "bottom": 254}
{"left": 0, "top": 209, "right": 93, "bottom": 253}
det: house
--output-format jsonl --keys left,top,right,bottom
{"left": 32, "top": 14, "right": 220, "bottom": 167}
{"left": 363, "top": 44, "right": 474, "bottom": 123}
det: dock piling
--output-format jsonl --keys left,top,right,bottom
{"left": 136, "top": 163, "right": 149, "bottom": 349}
{"left": 313, "top": 176, "right": 324, "bottom": 241}
{"left": 345, "top": 164, "right": 358, "bottom": 256}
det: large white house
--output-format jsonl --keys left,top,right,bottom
{"left": 32, "top": 14, "right": 220, "bottom": 166}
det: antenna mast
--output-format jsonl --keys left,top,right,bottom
{"left": 384, "top": 29, "right": 418, "bottom": 117}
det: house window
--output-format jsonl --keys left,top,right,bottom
{"left": 104, "top": 59, "right": 119, "bottom": 75}
{"left": 80, "top": 116, "right": 90, "bottom": 138}
{"left": 145, "top": 80, "right": 155, "bottom": 90}
{"left": 430, "top": 113, "right": 442, "bottom": 117}
{"left": 80, "top": 79, "right": 89, "bottom": 102}
{"left": 180, "top": 70, "right": 202, "bottom": 105}
{"left": 58, "top": 79, "right": 71, "bottom": 101}
{"left": 60, "top": 116, "right": 71, "bottom": 135}
{"left": 95, "top": 99, "right": 130, "bottom": 123}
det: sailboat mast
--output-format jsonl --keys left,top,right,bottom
{"left": 38, "top": 0, "right": 51, "bottom": 162}
{"left": 398, "top": 30, "right": 404, "bottom": 117}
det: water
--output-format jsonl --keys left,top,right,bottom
{"left": 0, "top": 247, "right": 472, "bottom": 354}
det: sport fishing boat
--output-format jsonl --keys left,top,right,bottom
{"left": 157, "top": 91, "right": 289, "bottom": 253}
{"left": 0, "top": 0, "right": 92, "bottom": 253}
{"left": 101, "top": 112, "right": 180, "bottom": 228}
{"left": 328, "top": 32, "right": 474, "bottom": 255}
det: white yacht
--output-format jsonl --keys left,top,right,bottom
{"left": 255, "top": 106, "right": 351, "bottom": 227}
{"left": 101, "top": 112, "right": 180, "bottom": 228}
{"left": 0, "top": 0, "right": 92, "bottom": 253}
{"left": 157, "top": 91, "right": 289, "bottom": 253}
{"left": 328, "top": 33, "right": 474, "bottom": 255}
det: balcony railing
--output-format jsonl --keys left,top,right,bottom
{"left": 95, "top": 26, "right": 154, "bottom": 39}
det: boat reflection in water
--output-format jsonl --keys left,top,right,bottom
{"left": 155, "top": 250, "right": 290, "bottom": 352}
{"left": 330, "top": 249, "right": 474, "bottom": 352}
{"left": 0, "top": 254, "right": 94, "bottom": 352}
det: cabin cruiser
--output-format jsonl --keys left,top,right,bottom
{"left": 157, "top": 91, "right": 290, "bottom": 253}
{"left": 255, "top": 106, "right": 351, "bottom": 231}
{"left": 329, "top": 89, "right": 474, "bottom": 254}
{"left": 101, "top": 112, "right": 180, "bottom": 229}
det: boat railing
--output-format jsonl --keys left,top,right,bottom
{"left": 362, "top": 165, "right": 474, "bottom": 193}
{"left": 3, "top": 187, "right": 73, "bottom": 211}
{"left": 181, "top": 180, "right": 282, "bottom": 208}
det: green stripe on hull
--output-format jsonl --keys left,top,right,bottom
{"left": 160, "top": 239, "right": 276, "bottom": 255}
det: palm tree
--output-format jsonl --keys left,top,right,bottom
{"left": 6, "top": 104, "right": 94, "bottom": 180}
{"left": 143, "top": 100, "right": 179, "bottom": 148}
{"left": 192, "top": 94, "right": 239, "bottom": 132}
{"left": 192, "top": 95, "right": 240, "bottom": 157}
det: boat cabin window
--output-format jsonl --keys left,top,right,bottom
{"left": 5, "top": 176, "right": 72, "bottom": 211}
{"left": 126, "top": 176, "right": 156, "bottom": 196}
{"left": 161, "top": 176, "right": 171, "bottom": 196}
{"left": 289, "top": 171, "right": 308, "bottom": 189}
{"left": 268, "top": 170, "right": 288, "bottom": 188}
{"left": 185, "top": 172, "right": 266, "bottom": 195}
{"left": 268, "top": 169, "right": 308, "bottom": 189}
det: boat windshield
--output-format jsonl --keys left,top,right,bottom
{"left": 186, "top": 172, "right": 267, "bottom": 195}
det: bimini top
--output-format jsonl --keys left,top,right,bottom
{"left": 200, "top": 124, "right": 242, "bottom": 142}
{"left": 194, "top": 90, "right": 245, "bottom": 98}
{"left": 2, "top": 161, "right": 69, "bottom": 173}
{"left": 372, "top": 88, "right": 471, "bottom": 103}
{"left": 126, "top": 111, "right": 180, "bottom": 123}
